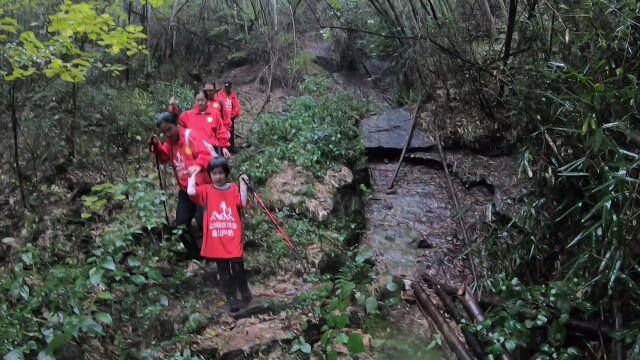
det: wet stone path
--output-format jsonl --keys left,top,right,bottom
{"left": 360, "top": 162, "right": 457, "bottom": 281}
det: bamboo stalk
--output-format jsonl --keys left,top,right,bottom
{"left": 434, "top": 286, "right": 485, "bottom": 358}
{"left": 388, "top": 96, "right": 424, "bottom": 190}
{"left": 503, "top": 0, "right": 518, "bottom": 64}
{"left": 411, "top": 283, "right": 476, "bottom": 360}
{"left": 613, "top": 299, "right": 625, "bottom": 360}
{"left": 459, "top": 287, "right": 513, "bottom": 360}
{"left": 434, "top": 132, "right": 478, "bottom": 283}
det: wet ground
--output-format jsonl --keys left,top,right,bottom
{"left": 361, "top": 151, "right": 518, "bottom": 286}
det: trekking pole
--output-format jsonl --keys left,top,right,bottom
{"left": 241, "top": 178, "right": 303, "bottom": 262}
{"left": 150, "top": 139, "right": 171, "bottom": 225}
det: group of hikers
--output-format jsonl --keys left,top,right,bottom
{"left": 150, "top": 79, "right": 251, "bottom": 313}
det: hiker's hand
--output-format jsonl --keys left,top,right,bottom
{"left": 188, "top": 165, "right": 201, "bottom": 175}
{"left": 150, "top": 134, "right": 160, "bottom": 149}
{"left": 239, "top": 174, "right": 249, "bottom": 185}
{"left": 169, "top": 95, "right": 176, "bottom": 105}
{"left": 222, "top": 148, "right": 231, "bottom": 159}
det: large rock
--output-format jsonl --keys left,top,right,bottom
{"left": 360, "top": 108, "right": 434, "bottom": 155}
{"left": 265, "top": 163, "right": 353, "bottom": 221}
{"left": 307, "top": 41, "right": 339, "bottom": 73}
{"left": 225, "top": 50, "right": 252, "bottom": 69}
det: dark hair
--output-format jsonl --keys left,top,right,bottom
{"left": 193, "top": 87, "right": 211, "bottom": 100}
{"left": 156, "top": 112, "right": 178, "bottom": 127}
{"left": 194, "top": 88, "right": 208, "bottom": 99}
{"left": 207, "top": 157, "right": 231, "bottom": 176}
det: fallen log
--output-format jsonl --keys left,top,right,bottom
{"left": 434, "top": 285, "right": 485, "bottom": 358}
{"left": 459, "top": 287, "right": 514, "bottom": 360}
{"left": 411, "top": 282, "right": 476, "bottom": 360}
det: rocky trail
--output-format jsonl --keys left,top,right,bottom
{"left": 160, "top": 38, "right": 519, "bottom": 358}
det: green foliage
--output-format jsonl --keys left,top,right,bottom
{"left": 168, "top": 348, "right": 206, "bottom": 360}
{"left": 80, "top": 86, "right": 156, "bottom": 158}
{"left": 238, "top": 76, "right": 369, "bottom": 184}
{"left": 1, "top": 1, "right": 147, "bottom": 82}
{"left": 480, "top": 0, "right": 640, "bottom": 356}
{"left": 243, "top": 210, "right": 320, "bottom": 272}
{"left": 18, "top": 82, "right": 158, "bottom": 164}
{"left": 291, "top": 254, "right": 401, "bottom": 358}
{"left": 466, "top": 276, "right": 591, "bottom": 359}
{"left": 0, "top": 177, "right": 192, "bottom": 358}
{"left": 149, "top": 80, "right": 195, "bottom": 114}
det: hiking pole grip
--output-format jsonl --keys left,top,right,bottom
{"left": 241, "top": 177, "right": 255, "bottom": 193}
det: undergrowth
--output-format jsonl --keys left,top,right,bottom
{"left": 237, "top": 76, "right": 370, "bottom": 184}
{"left": 478, "top": 0, "right": 640, "bottom": 358}
{"left": 1, "top": 177, "right": 195, "bottom": 358}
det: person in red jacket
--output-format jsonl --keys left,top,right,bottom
{"left": 179, "top": 89, "right": 232, "bottom": 159}
{"left": 168, "top": 79, "right": 226, "bottom": 122}
{"left": 150, "top": 112, "right": 213, "bottom": 259}
{"left": 215, "top": 81, "right": 240, "bottom": 148}
{"left": 187, "top": 157, "right": 251, "bottom": 312}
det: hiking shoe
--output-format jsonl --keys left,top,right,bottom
{"left": 240, "top": 291, "right": 252, "bottom": 306}
{"left": 227, "top": 296, "right": 240, "bottom": 313}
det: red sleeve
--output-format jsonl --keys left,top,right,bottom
{"left": 168, "top": 103, "right": 181, "bottom": 114}
{"left": 178, "top": 111, "right": 189, "bottom": 128}
{"left": 190, "top": 185, "right": 208, "bottom": 206}
{"left": 216, "top": 114, "right": 231, "bottom": 148}
{"left": 221, "top": 100, "right": 232, "bottom": 129}
{"left": 189, "top": 132, "right": 212, "bottom": 169}
{"left": 151, "top": 141, "right": 172, "bottom": 163}
{"left": 231, "top": 93, "right": 240, "bottom": 118}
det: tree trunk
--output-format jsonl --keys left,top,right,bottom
{"left": 126, "top": 1, "right": 132, "bottom": 83}
{"left": 10, "top": 83, "right": 26, "bottom": 206}
{"left": 478, "top": 0, "right": 497, "bottom": 41}
{"left": 503, "top": 0, "right": 518, "bottom": 64}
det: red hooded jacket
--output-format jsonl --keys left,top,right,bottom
{"left": 215, "top": 89, "right": 240, "bottom": 127}
{"left": 168, "top": 100, "right": 226, "bottom": 127}
{"left": 151, "top": 127, "right": 212, "bottom": 191}
{"left": 178, "top": 106, "right": 230, "bottom": 148}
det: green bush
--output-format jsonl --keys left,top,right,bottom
{"left": 238, "top": 76, "right": 369, "bottom": 184}
{"left": 0, "top": 177, "right": 192, "bottom": 358}
{"left": 149, "top": 80, "right": 195, "bottom": 114}
{"left": 19, "top": 82, "right": 159, "bottom": 166}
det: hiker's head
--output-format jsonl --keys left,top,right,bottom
{"left": 223, "top": 80, "right": 232, "bottom": 94}
{"left": 194, "top": 89, "right": 208, "bottom": 112}
{"left": 203, "top": 79, "right": 216, "bottom": 100}
{"left": 156, "top": 112, "right": 179, "bottom": 143}
{"left": 207, "top": 157, "right": 230, "bottom": 186}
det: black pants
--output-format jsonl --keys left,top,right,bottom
{"left": 229, "top": 117, "right": 236, "bottom": 148}
{"left": 176, "top": 190, "right": 203, "bottom": 258}
{"left": 216, "top": 258, "right": 250, "bottom": 300}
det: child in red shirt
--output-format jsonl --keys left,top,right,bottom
{"left": 187, "top": 157, "right": 252, "bottom": 312}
